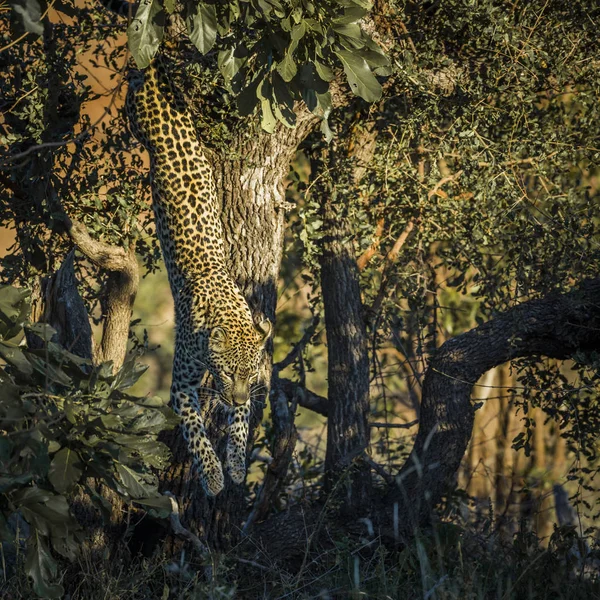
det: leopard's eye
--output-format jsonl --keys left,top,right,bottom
{"left": 221, "top": 371, "right": 233, "bottom": 382}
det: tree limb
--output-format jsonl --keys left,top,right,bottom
{"left": 64, "top": 217, "right": 139, "bottom": 370}
{"left": 276, "top": 378, "right": 329, "bottom": 417}
{"left": 382, "top": 277, "right": 600, "bottom": 531}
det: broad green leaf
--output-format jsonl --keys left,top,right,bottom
{"left": 272, "top": 72, "right": 296, "bottom": 128}
{"left": 332, "top": 6, "right": 368, "bottom": 24}
{"left": 332, "top": 23, "right": 362, "bottom": 39}
{"left": 112, "top": 360, "right": 148, "bottom": 391}
{"left": 0, "top": 285, "right": 30, "bottom": 339}
{"left": 186, "top": 2, "right": 217, "bottom": 55}
{"left": 276, "top": 53, "right": 297, "bottom": 82}
{"left": 12, "top": 485, "right": 52, "bottom": 506}
{"left": 297, "top": 63, "right": 328, "bottom": 94}
{"left": 237, "top": 74, "right": 263, "bottom": 116}
{"left": 0, "top": 473, "right": 34, "bottom": 494}
{"left": 25, "top": 322, "right": 56, "bottom": 342}
{"left": 135, "top": 495, "right": 172, "bottom": 518}
{"left": 315, "top": 60, "right": 334, "bottom": 82}
{"left": 320, "top": 118, "right": 334, "bottom": 142}
{"left": 48, "top": 448, "right": 83, "bottom": 494}
{"left": 129, "top": 409, "right": 166, "bottom": 433}
{"left": 0, "top": 342, "right": 33, "bottom": 375}
{"left": 127, "top": 0, "right": 165, "bottom": 69}
{"left": 335, "top": 49, "right": 382, "bottom": 102}
{"left": 28, "top": 354, "right": 71, "bottom": 385}
{"left": 25, "top": 534, "right": 63, "bottom": 599}
{"left": 218, "top": 47, "right": 246, "bottom": 82}
{"left": 289, "top": 21, "right": 306, "bottom": 54}
{"left": 260, "top": 98, "right": 277, "bottom": 133}
{"left": 138, "top": 395, "right": 168, "bottom": 408}
{"left": 116, "top": 463, "right": 152, "bottom": 498}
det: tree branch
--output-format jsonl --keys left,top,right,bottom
{"left": 382, "top": 278, "right": 600, "bottom": 531}
{"left": 63, "top": 217, "right": 139, "bottom": 370}
{"left": 276, "top": 378, "right": 329, "bottom": 417}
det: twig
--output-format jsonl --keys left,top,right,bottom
{"left": 364, "top": 456, "right": 395, "bottom": 486}
{"left": 357, "top": 218, "right": 384, "bottom": 271}
{"left": 273, "top": 316, "right": 320, "bottom": 372}
{"left": 370, "top": 419, "right": 418, "bottom": 429}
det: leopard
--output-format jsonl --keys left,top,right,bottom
{"left": 125, "top": 57, "right": 271, "bottom": 497}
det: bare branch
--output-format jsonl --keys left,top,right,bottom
{"left": 273, "top": 317, "right": 320, "bottom": 373}
{"left": 276, "top": 377, "right": 329, "bottom": 417}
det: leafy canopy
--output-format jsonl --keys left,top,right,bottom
{"left": 128, "top": 0, "right": 390, "bottom": 131}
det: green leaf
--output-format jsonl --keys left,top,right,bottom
{"left": 218, "top": 47, "right": 246, "bottom": 82}
{"left": 314, "top": 60, "right": 334, "bottom": 82}
{"left": 127, "top": 0, "right": 165, "bottom": 69}
{"left": 335, "top": 49, "right": 382, "bottom": 102}
{"left": 272, "top": 72, "right": 296, "bottom": 128}
{"left": 276, "top": 53, "right": 297, "bottom": 82}
{"left": 332, "top": 23, "right": 362, "bottom": 39}
{"left": 260, "top": 97, "right": 277, "bottom": 133}
{"left": 0, "top": 473, "right": 34, "bottom": 494}
{"left": 289, "top": 21, "right": 306, "bottom": 53}
{"left": 135, "top": 495, "right": 172, "bottom": 518}
{"left": 185, "top": 2, "right": 217, "bottom": 55}
{"left": 112, "top": 360, "right": 148, "bottom": 391}
{"left": 0, "top": 285, "right": 30, "bottom": 340}
{"left": 237, "top": 73, "right": 263, "bottom": 116}
{"left": 0, "top": 342, "right": 33, "bottom": 375}
{"left": 115, "top": 463, "right": 152, "bottom": 498}
{"left": 25, "top": 322, "right": 57, "bottom": 342}
{"left": 332, "top": 6, "right": 368, "bottom": 24}
{"left": 28, "top": 354, "right": 71, "bottom": 385}
{"left": 25, "top": 534, "right": 63, "bottom": 599}
{"left": 48, "top": 448, "right": 83, "bottom": 494}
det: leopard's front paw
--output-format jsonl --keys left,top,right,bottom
{"left": 196, "top": 457, "right": 224, "bottom": 497}
{"left": 226, "top": 448, "right": 246, "bottom": 485}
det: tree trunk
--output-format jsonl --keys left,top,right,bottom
{"left": 319, "top": 176, "right": 371, "bottom": 506}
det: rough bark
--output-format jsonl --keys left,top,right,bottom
{"left": 252, "top": 278, "right": 600, "bottom": 559}
{"left": 66, "top": 218, "right": 139, "bottom": 370}
{"left": 39, "top": 249, "right": 93, "bottom": 360}
{"left": 315, "top": 148, "right": 371, "bottom": 505}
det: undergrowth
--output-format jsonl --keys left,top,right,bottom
{"left": 2, "top": 520, "right": 599, "bottom": 599}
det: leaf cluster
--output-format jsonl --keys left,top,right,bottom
{"left": 0, "top": 286, "right": 177, "bottom": 598}
{"left": 128, "top": 0, "right": 390, "bottom": 131}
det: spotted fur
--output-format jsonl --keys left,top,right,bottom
{"left": 126, "top": 58, "right": 270, "bottom": 496}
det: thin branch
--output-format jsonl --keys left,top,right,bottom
{"left": 357, "top": 218, "right": 384, "bottom": 271}
{"left": 277, "top": 377, "right": 329, "bottom": 417}
{"left": 370, "top": 420, "right": 418, "bottom": 429}
{"left": 273, "top": 317, "right": 320, "bottom": 373}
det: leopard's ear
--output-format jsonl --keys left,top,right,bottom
{"left": 211, "top": 326, "right": 228, "bottom": 351}
{"left": 255, "top": 319, "right": 272, "bottom": 346}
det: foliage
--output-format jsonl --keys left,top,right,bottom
{"left": 0, "top": 2, "right": 160, "bottom": 300}
{"left": 127, "top": 0, "right": 390, "bottom": 131}
{"left": 0, "top": 285, "right": 176, "bottom": 598}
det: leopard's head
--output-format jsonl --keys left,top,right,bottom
{"left": 205, "top": 318, "right": 272, "bottom": 407}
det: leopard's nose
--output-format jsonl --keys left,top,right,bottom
{"left": 232, "top": 380, "right": 249, "bottom": 406}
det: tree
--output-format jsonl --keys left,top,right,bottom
{"left": 1, "top": 0, "right": 599, "bottom": 589}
